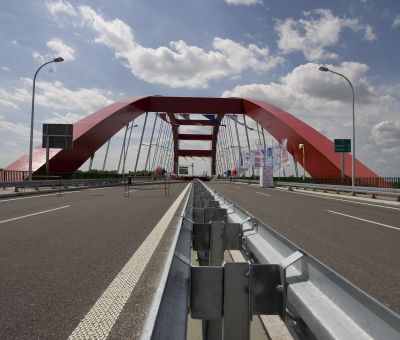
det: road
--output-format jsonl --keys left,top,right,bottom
{"left": 206, "top": 181, "right": 400, "bottom": 315}
{"left": 0, "top": 183, "right": 189, "bottom": 339}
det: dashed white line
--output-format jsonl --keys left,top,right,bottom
{"left": 327, "top": 210, "right": 400, "bottom": 231}
{"left": 0, "top": 205, "right": 71, "bottom": 224}
{"left": 88, "top": 187, "right": 108, "bottom": 191}
{"left": 256, "top": 191, "right": 271, "bottom": 197}
{"left": 68, "top": 183, "right": 191, "bottom": 340}
{"left": 233, "top": 186, "right": 241, "bottom": 189}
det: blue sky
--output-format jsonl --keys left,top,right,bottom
{"left": 0, "top": 0, "right": 399, "bottom": 176}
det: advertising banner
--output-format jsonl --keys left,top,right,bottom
{"left": 260, "top": 166, "right": 274, "bottom": 188}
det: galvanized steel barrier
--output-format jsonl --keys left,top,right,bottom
{"left": 141, "top": 179, "right": 400, "bottom": 340}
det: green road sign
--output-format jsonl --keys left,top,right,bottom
{"left": 334, "top": 139, "right": 351, "bottom": 153}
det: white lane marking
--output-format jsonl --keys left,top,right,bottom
{"left": 88, "top": 187, "right": 108, "bottom": 191}
{"left": 327, "top": 210, "right": 400, "bottom": 231}
{"left": 0, "top": 191, "right": 80, "bottom": 202}
{"left": 275, "top": 188, "right": 400, "bottom": 211}
{"left": 256, "top": 191, "right": 271, "bottom": 197}
{"left": 128, "top": 189, "right": 137, "bottom": 193}
{"left": 0, "top": 205, "right": 71, "bottom": 224}
{"left": 233, "top": 186, "right": 241, "bottom": 189}
{"left": 68, "top": 183, "right": 191, "bottom": 340}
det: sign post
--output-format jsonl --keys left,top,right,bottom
{"left": 42, "top": 124, "right": 73, "bottom": 176}
{"left": 334, "top": 139, "right": 351, "bottom": 179}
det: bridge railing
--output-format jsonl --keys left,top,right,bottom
{"left": 142, "top": 179, "right": 400, "bottom": 340}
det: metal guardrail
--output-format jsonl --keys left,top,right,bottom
{"left": 276, "top": 181, "right": 400, "bottom": 201}
{"left": 217, "top": 178, "right": 400, "bottom": 201}
{"left": 0, "top": 177, "right": 176, "bottom": 193}
{"left": 142, "top": 179, "right": 400, "bottom": 340}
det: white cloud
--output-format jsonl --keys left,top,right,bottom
{"left": 392, "top": 15, "right": 400, "bottom": 28}
{"left": 44, "top": 112, "right": 84, "bottom": 124}
{"left": 0, "top": 87, "right": 30, "bottom": 110}
{"left": 47, "top": 39, "right": 75, "bottom": 61}
{"left": 45, "top": 0, "right": 77, "bottom": 17}
{"left": 275, "top": 9, "right": 376, "bottom": 61}
{"left": 51, "top": 4, "right": 282, "bottom": 89}
{"left": 1, "top": 66, "right": 10, "bottom": 71}
{"left": 12, "top": 40, "right": 18, "bottom": 45}
{"left": 0, "top": 78, "right": 113, "bottom": 114}
{"left": 224, "top": 0, "right": 263, "bottom": 5}
{"left": 0, "top": 118, "right": 31, "bottom": 139}
{"left": 371, "top": 121, "right": 400, "bottom": 146}
{"left": 223, "top": 62, "right": 374, "bottom": 111}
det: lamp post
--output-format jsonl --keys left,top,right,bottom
{"left": 28, "top": 57, "right": 64, "bottom": 181}
{"left": 319, "top": 66, "right": 356, "bottom": 187}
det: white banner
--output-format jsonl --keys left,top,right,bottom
{"left": 281, "top": 138, "right": 290, "bottom": 166}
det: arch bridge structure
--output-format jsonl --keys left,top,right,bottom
{"left": 6, "top": 95, "right": 378, "bottom": 178}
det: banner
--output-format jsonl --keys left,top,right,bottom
{"left": 281, "top": 138, "right": 290, "bottom": 166}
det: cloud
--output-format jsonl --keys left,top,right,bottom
{"left": 0, "top": 118, "right": 31, "bottom": 139}
{"left": 275, "top": 9, "right": 376, "bottom": 61}
{"left": 45, "top": 0, "right": 77, "bottom": 17}
{"left": 44, "top": 112, "right": 85, "bottom": 124}
{"left": 224, "top": 0, "right": 263, "bottom": 5}
{"left": 371, "top": 121, "right": 400, "bottom": 146}
{"left": 12, "top": 40, "right": 18, "bottom": 45}
{"left": 0, "top": 78, "right": 113, "bottom": 114}
{"left": 47, "top": 39, "right": 75, "bottom": 61}
{"left": 392, "top": 15, "right": 400, "bottom": 28}
{"left": 1, "top": 66, "right": 10, "bottom": 71}
{"left": 222, "top": 61, "right": 374, "bottom": 111}
{"left": 0, "top": 87, "right": 30, "bottom": 110}
{"left": 47, "top": 3, "right": 281, "bottom": 89}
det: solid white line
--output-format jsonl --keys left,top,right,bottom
{"left": 256, "top": 191, "right": 271, "bottom": 197}
{"left": 0, "top": 205, "right": 71, "bottom": 224}
{"left": 327, "top": 210, "right": 400, "bottom": 231}
{"left": 88, "top": 187, "right": 108, "bottom": 191}
{"left": 233, "top": 186, "right": 241, "bottom": 189}
{"left": 68, "top": 183, "right": 191, "bottom": 340}
{"left": 275, "top": 188, "right": 400, "bottom": 211}
{"left": 0, "top": 191, "right": 80, "bottom": 202}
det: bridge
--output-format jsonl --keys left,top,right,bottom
{"left": 1, "top": 96, "right": 399, "bottom": 339}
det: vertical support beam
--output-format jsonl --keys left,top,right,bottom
{"left": 102, "top": 139, "right": 111, "bottom": 171}
{"left": 224, "top": 263, "right": 250, "bottom": 340}
{"left": 227, "top": 119, "right": 237, "bottom": 168}
{"left": 134, "top": 112, "right": 148, "bottom": 174}
{"left": 243, "top": 115, "right": 254, "bottom": 176}
{"left": 88, "top": 153, "right": 95, "bottom": 171}
{"left": 145, "top": 113, "right": 158, "bottom": 172}
{"left": 45, "top": 135, "right": 50, "bottom": 176}
{"left": 117, "top": 124, "right": 129, "bottom": 173}
{"left": 256, "top": 123, "right": 263, "bottom": 150}
{"left": 294, "top": 158, "right": 299, "bottom": 178}
{"left": 122, "top": 122, "right": 135, "bottom": 176}
{"left": 152, "top": 120, "right": 165, "bottom": 170}
{"left": 234, "top": 118, "right": 242, "bottom": 175}
{"left": 156, "top": 122, "right": 169, "bottom": 168}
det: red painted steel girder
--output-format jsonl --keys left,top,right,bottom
{"left": 176, "top": 119, "right": 215, "bottom": 126}
{"left": 178, "top": 150, "right": 213, "bottom": 157}
{"left": 5, "top": 95, "right": 378, "bottom": 178}
{"left": 178, "top": 134, "right": 213, "bottom": 141}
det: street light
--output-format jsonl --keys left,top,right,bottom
{"left": 319, "top": 65, "right": 356, "bottom": 187}
{"left": 28, "top": 57, "right": 64, "bottom": 181}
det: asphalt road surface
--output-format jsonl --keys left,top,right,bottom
{"left": 0, "top": 183, "right": 188, "bottom": 339}
{"left": 207, "top": 181, "right": 400, "bottom": 315}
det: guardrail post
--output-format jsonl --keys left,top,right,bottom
{"left": 224, "top": 263, "right": 250, "bottom": 340}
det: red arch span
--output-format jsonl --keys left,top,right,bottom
{"left": 6, "top": 95, "right": 378, "bottom": 178}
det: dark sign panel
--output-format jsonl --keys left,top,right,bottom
{"left": 42, "top": 124, "right": 73, "bottom": 149}
{"left": 334, "top": 139, "right": 351, "bottom": 153}
{"left": 179, "top": 166, "right": 189, "bottom": 174}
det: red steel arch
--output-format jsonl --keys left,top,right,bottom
{"left": 6, "top": 95, "right": 378, "bottom": 178}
